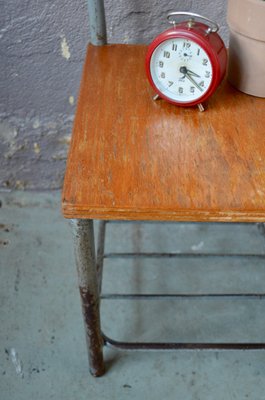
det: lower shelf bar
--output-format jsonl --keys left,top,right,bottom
{"left": 104, "top": 252, "right": 265, "bottom": 259}
{"left": 102, "top": 333, "right": 265, "bottom": 351}
{"left": 101, "top": 293, "right": 265, "bottom": 300}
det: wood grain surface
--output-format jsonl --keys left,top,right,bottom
{"left": 62, "top": 44, "right": 265, "bottom": 222}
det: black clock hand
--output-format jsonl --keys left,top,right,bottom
{"left": 186, "top": 69, "right": 201, "bottom": 78}
{"left": 179, "top": 66, "right": 203, "bottom": 92}
{"left": 185, "top": 73, "right": 203, "bottom": 92}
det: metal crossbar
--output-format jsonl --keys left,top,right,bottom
{"left": 102, "top": 334, "right": 265, "bottom": 350}
{"left": 101, "top": 293, "right": 265, "bottom": 299}
{"left": 104, "top": 252, "right": 265, "bottom": 259}
{"left": 97, "top": 220, "right": 265, "bottom": 350}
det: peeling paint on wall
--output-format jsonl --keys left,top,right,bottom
{"left": 32, "top": 118, "right": 40, "bottom": 129}
{"left": 0, "top": 121, "right": 18, "bottom": 143}
{"left": 0, "top": 114, "right": 74, "bottom": 190}
{"left": 60, "top": 36, "right": 71, "bottom": 60}
{"left": 33, "top": 143, "right": 41, "bottom": 154}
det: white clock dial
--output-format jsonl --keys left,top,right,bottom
{"left": 150, "top": 38, "right": 213, "bottom": 103}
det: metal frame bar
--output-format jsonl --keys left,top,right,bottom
{"left": 72, "top": 219, "right": 265, "bottom": 376}
{"left": 104, "top": 252, "right": 265, "bottom": 259}
{"left": 101, "top": 293, "right": 265, "bottom": 299}
{"left": 87, "top": 0, "right": 107, "bottom": 45}
{"left": 71, "top": 219, "right": 105, "bottom": 377}
{"left": 102, "top": 334, "right": 265, "bottom": 351}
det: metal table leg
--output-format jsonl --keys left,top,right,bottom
{"left": 71, "top": 219, "right": 105, "bottom": 377}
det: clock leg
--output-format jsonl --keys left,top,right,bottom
{"left": 70, "top": 219, "right": 105, "bottom": 377}
{"left": 153, "top": 94, "right": 160, "bottom": 101}
{"left": 197, "top": 103, "right": 205, "bottom": 112}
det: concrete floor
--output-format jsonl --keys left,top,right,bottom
{"left": 1, "top": 190, "right": 265, "bottom": 399}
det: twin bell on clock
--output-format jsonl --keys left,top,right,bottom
{"left": 145, "top": 12, "right": 227, "bottom": 111}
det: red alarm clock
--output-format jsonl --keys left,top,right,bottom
{"left": 146, "top": 12, "right": 227, "bottom": 110}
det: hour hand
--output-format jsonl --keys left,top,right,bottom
{"left": 179, "top": 66, "right": 200, "bottom": 78}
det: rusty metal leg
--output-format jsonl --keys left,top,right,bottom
{"left": 87, "top": 0, "right": 107, "bottom": 45}
{"left": 71, "top": 219, "right": 105, "bottom": 377}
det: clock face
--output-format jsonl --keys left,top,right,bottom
{"left": 150, "top": 37, "right": 213, "bottom": 103}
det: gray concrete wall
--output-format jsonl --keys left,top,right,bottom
{"left": 0, "top": 0, "right": 228, "bottom": 190}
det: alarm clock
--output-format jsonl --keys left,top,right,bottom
{"left": 145, "top": 12, "right": 227, "bottom": 110}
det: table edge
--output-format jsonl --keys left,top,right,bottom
{"left": 62, "top": 203, "right": 265, "bottom": 222}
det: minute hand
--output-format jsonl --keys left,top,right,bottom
{"left": 185, "top": 73, "right": 203, "bottom": 92}
{"left": 186, "top": 69, "right": 201, "bottom": 78}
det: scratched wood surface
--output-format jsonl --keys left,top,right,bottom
{"left": 62, "top": 44, "right": 265, "bottom": 222}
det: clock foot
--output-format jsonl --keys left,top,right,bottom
{"left": 197, "top": 103, "right": 205, "bottom": 112}
{"left": 153, "top": 94, "right": 160, "bottom": 101}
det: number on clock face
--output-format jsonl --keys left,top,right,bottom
{"left": 150, "top": 38, "right": 213, "bottom": 103}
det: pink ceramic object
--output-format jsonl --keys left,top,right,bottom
{"left": 227, "top": 0, "right": 265, "bottom": 97}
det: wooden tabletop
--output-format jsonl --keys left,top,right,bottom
{"left": 62, "top": 44, "right": 265, "bottom": 222}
